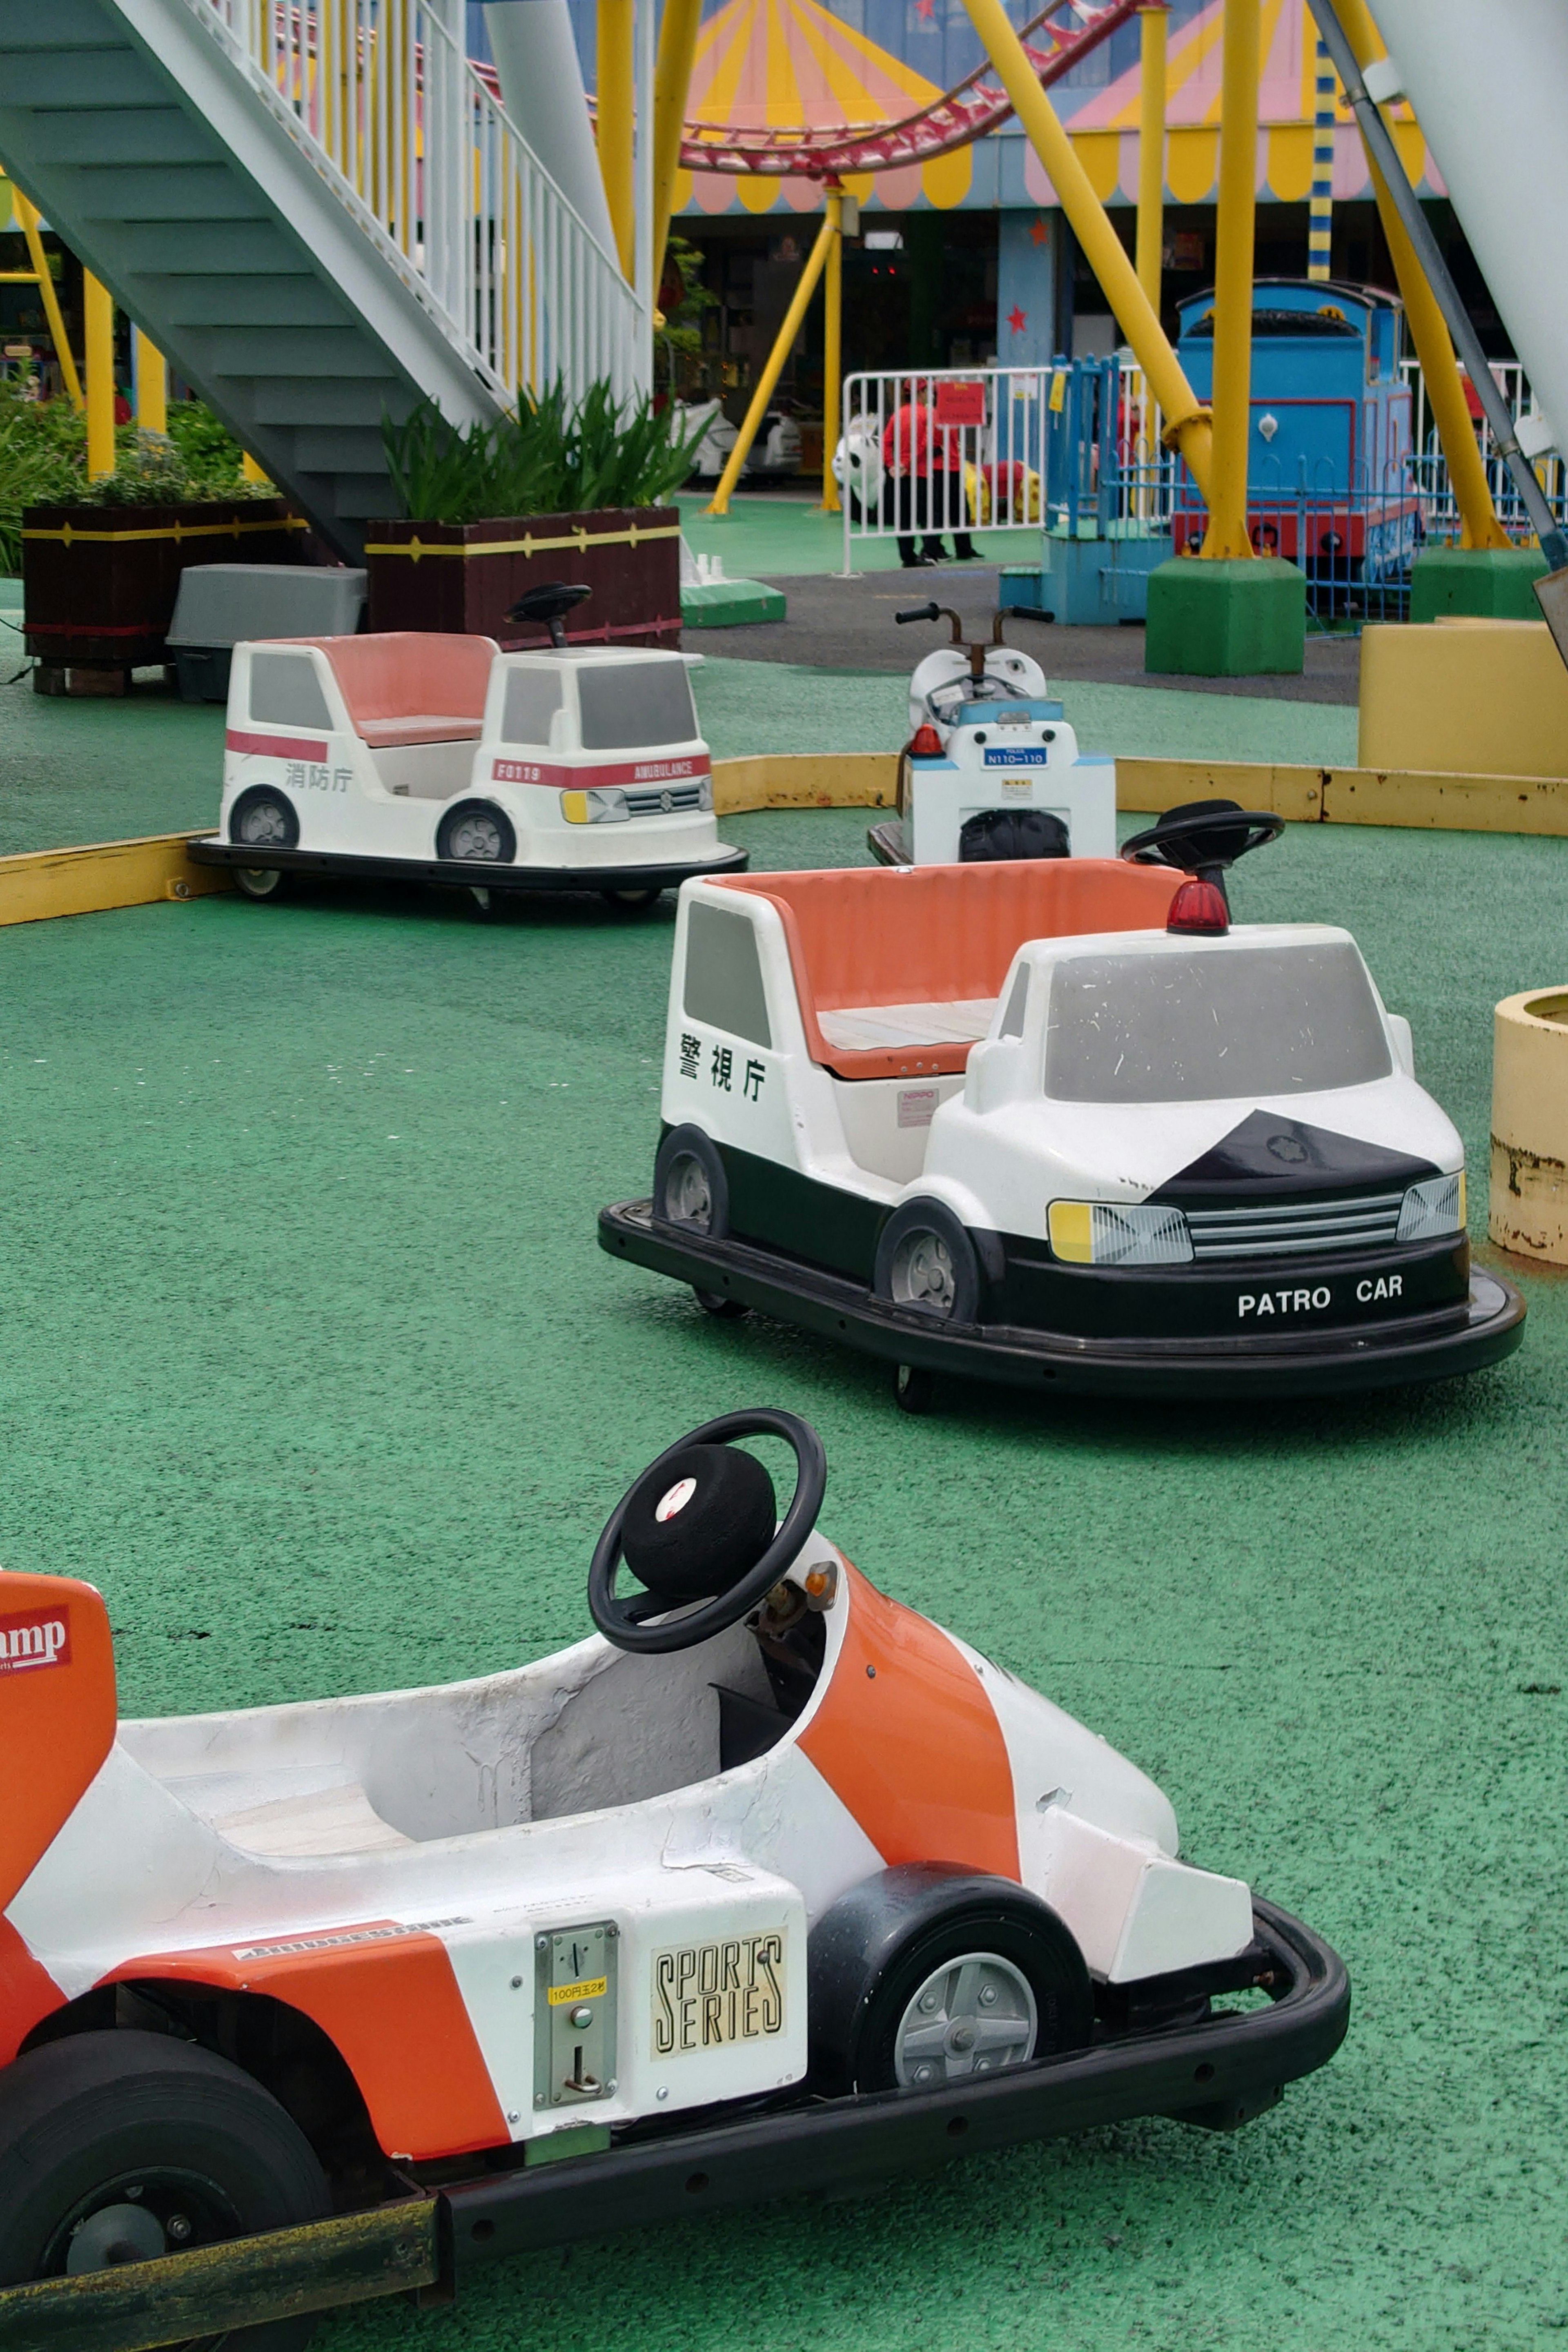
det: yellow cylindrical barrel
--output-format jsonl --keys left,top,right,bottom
{"left": 1489, "top": 988, "right": 1568, "bottom": 1261}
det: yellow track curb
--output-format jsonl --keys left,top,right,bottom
{"left": 6, "top": 751, "right": 1567, "bottom": 931}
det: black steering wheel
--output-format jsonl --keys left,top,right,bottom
{"left": 1120, "top": 797, "right": 1285, "bottom": 885}
{"left": 588, "top": 1409, "right": 828, "bottom": 1655}
{"left": 506, "top": 579, "right": 592, "bottom": 648}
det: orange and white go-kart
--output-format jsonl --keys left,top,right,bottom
{"left": 0, "top": 1412, "right": 1345, "bottom": 2344}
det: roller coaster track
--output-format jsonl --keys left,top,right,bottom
{"left": 673, "top": 0, "right": 1146, "bottom": 179}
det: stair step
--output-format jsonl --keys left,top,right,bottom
{"left": 289, "top": 428, "right": 390, "bottom": 472}
{"left": 248, "top": 380, "right": 398, "bottom": 428}
{"left": 0, "top": 49, "right": 145, "bottom": 103}
{"left": 113, "top": 222, "right": 302, "bottom": 273}
{"left": 18, "top": 106, "right": 213, "bottom": 165}
{"left": 0, "top": 0, "right": 130, "bottom": 43}
{"left": 185, "top": 327, "right": 398, "bottom": 378}
{"left": 153, "top": 276, "right": 346, "bottom": 330}
{"left": 65, "top": 165, "right": 270, "bottom": 222}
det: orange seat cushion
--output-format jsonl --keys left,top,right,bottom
{"left": 718, "top": 861, "right": 1180, "bottom": 1079}
{"left": 285, "top": 633, "right": 497, "bottom": 738}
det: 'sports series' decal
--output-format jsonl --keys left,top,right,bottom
{"left": 653, "top": 1932, "right": 785, "bottom": 2053}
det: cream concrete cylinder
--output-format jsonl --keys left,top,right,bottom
{"left": 1490, "top": 987, "right": 1568, "bottom": 1260}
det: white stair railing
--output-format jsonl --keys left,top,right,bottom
{"left": 185, "top": 0, "right": 646, "bottom": 405}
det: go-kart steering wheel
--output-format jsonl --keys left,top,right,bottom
{"left": 588, "top": 1409, "right": 828, "bottom": 1655}
{"left": 1120, "top": 797, "right": 1285, "bottom": 884}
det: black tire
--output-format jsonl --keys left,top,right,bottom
{"left": 694, "top": 1287, "right": 750, "bottom": 1319}
{"left": 229, "top": 785, "right": 299, "bottom": 853}
{"left": 809, "top": 1866, "right": 1092, "bottom": 2097}
{"left": 436, "top": 801, "right": 517, "bottom": 865}
{"left": 601, "top": 887, "right": 663, "bottom": 911}
{"left": 232, "top": 865, "right": 288, "bottom": 902}
{"left": 893, "top": 1363, "right": 935, "bottom": 1415}
{"left": 653, "top": 1124, "right": 730, "bottom": 1239}
{"left": 0, "top": 2028, "right": 330, "bottom": 2349}
{"left": 873, "top": 1198, "right": 982, "bottom": 1323}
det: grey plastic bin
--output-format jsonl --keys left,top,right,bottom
{"left": 167, "top": 564, "right": 368, "bottom": 702}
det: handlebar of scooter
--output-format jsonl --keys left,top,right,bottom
{"left": 894, "top": 602, "right": 942, "bottom": 625}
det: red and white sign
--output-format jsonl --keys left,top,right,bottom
{"left": 492, "top": 754, "right": 708, "bottom": 790}
{"left": 934, "top": 381, "right": 986, "bottom": 428}
{"left": 0, "top": 1606, "right": 71, "bottom": 1674}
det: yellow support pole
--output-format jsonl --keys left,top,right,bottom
{"left": 1334, "top": 0, "right": 1509, "bottom": 550}
{"left": 134, "top": 327, "right": 167, "bottom": 435}
{"left": 820, "top": 187, "right": 843, "bottom": 514}
{"left": 12, "top": 189, "right": 82, "bottom": 412}
{"left": 241, "top": 452, "right": 270, "bottom": 483}
{"left": 707, "top": 211, "right": 835, "bottom": 517}
{"left": 1135, "top": 5, "right": 1167, "bottom": 315}
{"left": 597, "top": 0, "right": 636, "bottom": 281}
{"left": 959, "top": 0, "right": 1212, "bottom": 498}
{"left": 1199, "top": 0, "right": 1261, "bottom": 559}
{"left": 651, "top": 0, "right": 703, "bottom": 294}
{"left": 83, "top": 272, "right": 116, "bottom": 480}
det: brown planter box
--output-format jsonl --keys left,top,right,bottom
{"left": 22, "top": 499, "right": 308, "bottom": 668}
{"left": 364, "top": 506, "right": 682, "bottom": 650}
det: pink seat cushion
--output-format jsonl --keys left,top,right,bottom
{"left": 285, "top": 633, "right": 498, "bottom": 740}
{"left": 357, "top": 715, "right": 485, "bottom": 747}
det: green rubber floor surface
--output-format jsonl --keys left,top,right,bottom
{"left": 0, "top": 712, "right": 1560, "bottom": 2348}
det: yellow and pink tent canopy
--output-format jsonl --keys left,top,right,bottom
{"left": 670, "top": 0, "right": 1446, "bottom": 218}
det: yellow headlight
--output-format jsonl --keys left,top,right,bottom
{"left": 559, "top": 790, "right": 588, "bottom": 825}
{"left": 1047, "top": 1200, "right": 1094, "bottom": 1263}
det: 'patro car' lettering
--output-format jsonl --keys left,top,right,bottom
{"left": 1237, "top": 1287, "right": 1332, "bottom": 1319}
{"left": 652, "top": 1932, "right": 785, "bottom": 2054}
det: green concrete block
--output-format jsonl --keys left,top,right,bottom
{"left": 679, "top": 578, "right": 786, "bottom": 628}
{"left": 1145, "top": 555, "right": 1306, "bottom": 677}
{"left": 1409, "top": 543, "right": 1547, "bottom": 624}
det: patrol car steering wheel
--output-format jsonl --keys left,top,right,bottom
{"left": 1120, "top": 798, "right": 1285, "bottom": 884}
{"left": 588, "top": 1409, "right": 827, "bottom": 1655}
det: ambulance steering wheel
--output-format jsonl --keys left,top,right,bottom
{"left": 589, "top": 1409, "right": 827, "bottom": 1655}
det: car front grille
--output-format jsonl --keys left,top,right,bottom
{"left": 625, "top": 782, "right": 705, "bottom": 817}
{"left": 1183, "top": 1189, "right": 1407, "bottom": 1260}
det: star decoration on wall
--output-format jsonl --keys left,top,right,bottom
{"left": 914, "top": 0, "right": 935, "bottom": 17}
{"left": 1007, "top": 304, "right": 1027, "bottom": 334}
{"left": 1028, "top": 214, "right": 1049, "bottom": 246}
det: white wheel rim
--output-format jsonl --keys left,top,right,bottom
{"left": 893, "top": 1951, "right": 1037, "bottom": 2087}
{"left": 237, "top": 802, "right": 287, "bottom": 846}
{"left": 891, "top": 1229, "right": 957, "bottom": 1316}
{"left": 450, "top": 814, "right": 503, "bottom": 861}
{"left": 666, "top": 1155, "right": 713, "bottom": 1230}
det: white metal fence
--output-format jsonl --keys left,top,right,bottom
{"left": 188, "top": 0, "right": 645, "bottom": 403}
{"left": 838, "top": 369, "right": 1064, "bottom": 574}
{"left": 1400, "top": 356, "right": 1565, "bottom": 539}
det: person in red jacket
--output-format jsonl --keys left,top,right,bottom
{"left": 882, "top": 386, "right": 980, "bottom": 567}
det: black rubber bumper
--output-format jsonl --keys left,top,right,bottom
{"left": 0, "top": 1902, "right": 1344, "bottom": 2348}
{"left": 599, "top": 1198, "right": 1526, "bottom": 1399}
{"left": 187, "top": 836, "right": 748, "bottom": 892}
{"left": 442, "top": 1898, "right": 1347, "bottom": 2273}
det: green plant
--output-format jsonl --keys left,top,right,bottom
{"left": 381, "top": 380, "right": 706, "bottom": 524}
{"left": 0, "top": 375, "right": 269, "bottom": 572}
{"left": 656, "top": 236, "right": 719, "bottom": 398}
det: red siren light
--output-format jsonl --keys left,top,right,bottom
{"left": 909, "top": 724, "right": 943, "bottom": 757}
{"left": 1166, "top": 876, "right": 1229, "bottom": 935}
